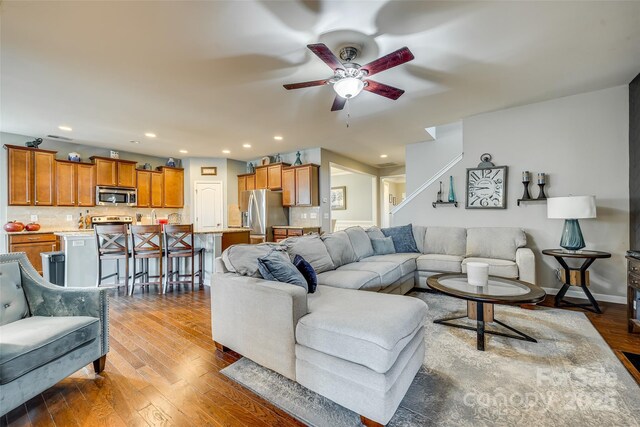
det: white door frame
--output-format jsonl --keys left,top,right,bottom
{"left": 193, "top": 180, "right": 224, "bottom": 231}
{"left": 329, "top": 162, "right": 378, "bottom": 227}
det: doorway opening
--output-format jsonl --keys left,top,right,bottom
{"left": 329, "top": 163, "right": 377, "bottom": 232}
{"left": 380, "top": 175, "right": 406, "bottom": 228}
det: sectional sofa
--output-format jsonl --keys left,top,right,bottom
{"left": 211, "top": 225, "right": 534, "bottom": 426}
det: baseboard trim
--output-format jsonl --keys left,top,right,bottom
{"left": 542, "top": 287, "right": 626, "bottom": 305}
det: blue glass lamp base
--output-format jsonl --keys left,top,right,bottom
{"left": 560, "top": 219, "right": 585, "bottom": 251}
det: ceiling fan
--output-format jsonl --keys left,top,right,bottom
{"left": 283, "top": 43, "right": 415, "bottom": 111}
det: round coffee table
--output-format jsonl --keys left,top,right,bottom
{"left": 427, "top": 273, "right": 546, "bottom": 351}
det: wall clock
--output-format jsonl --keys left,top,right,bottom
{"left": 466, "top": 165, "right": 508, "bottom": 209}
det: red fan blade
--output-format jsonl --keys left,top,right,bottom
{"left": 360, "top": 47, "right": 414, "bottom": 77}
{"left": 331, "top": 96, "right": 346, "bottom": 111}
{"left": 307, "top": 43, "right": 344, "bottom": 71}
{"left": 363, "top": 80, "right": 405, "bottom": 100}
{"left": 283, "top": 79, "right": 328, "bottom": 90}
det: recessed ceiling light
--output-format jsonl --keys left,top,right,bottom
{"left": 222, "top": 149, "right": 231, "bottom": 154}
{"left": 242, "top": 143, "right": 252, "bottom": 148}
{"left": 130, "top": 140, "right": 140, "bottom": 144}
{"left": 58, "top": 125, "right": 72, "bottom": 131}
{"left": 273, "top": 136, "right": 283, "bottom": 140}
{"left": 145, "top": 132, "right": 156, "bottom": 138}
{"left": 380, "top": 154, "right": 388, "bottom": 158}
{"left": 179, "top": 149, "right": 188, "bottom": 154}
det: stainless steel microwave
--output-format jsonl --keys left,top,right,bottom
{"left": 95, "top": 186, "right": 137, "bottom": 206}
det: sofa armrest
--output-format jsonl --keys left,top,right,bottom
{"left": 516, "top": 247, "right": 536, "bottom": 285}
{"left": 211, "top": 273, "right": 307, "bottom": 380}
{"left": 8, "top": 253, "right": 110, "bottom": 355}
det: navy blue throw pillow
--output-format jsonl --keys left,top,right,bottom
{"left": 293, "top": 254, "right": 317, "bottom": 294}
{"left": 381, "top": 224, "right": 419, "bottom": 253}
{"left": 257, "top": 250, "right": 308, "bottom": 292}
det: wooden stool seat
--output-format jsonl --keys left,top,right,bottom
{"left": 95, "top": 224, "right": 129, "bottom": 293}
{"left": 163, "top": 224, "right": 204, "bottom": 293}
{"left": 130, "top": 225, "right": 164, "bottom": 296}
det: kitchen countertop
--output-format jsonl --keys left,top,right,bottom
{"left": 4, "top": 229, "right": 85, "bottom": 235}
{"left": 6, "top": 226, "right": 251, "bottom": 237}
{"left": 272, "top": 225, "right": 321, "bottom": 229}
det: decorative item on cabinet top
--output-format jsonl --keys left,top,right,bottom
{"left": 465, "top": 153, "right": 508, "bottom": 209}
{"left": 25, "top": 138, "right": 43, "bottom": 149}
{"left": 68, "top": 152, "right": 81, "bottom": 162}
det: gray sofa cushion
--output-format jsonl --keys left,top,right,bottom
{"left": 366, "top": 226, "right": 386, "bottom": 240}
{"left": 462, "top": 257, "right": 519, "bottom": 278}
{"left": 381, "top": 224, "right": 419, "bottom": 253}
{"left": 0, "top": 316, "right": 99, "bottom": 384}
{"left": 416, "top": 254, "right": 463, "bottom": 273}
{"left": 322, "top": 231, "right": 358, "bottom": 268}
{"left": 412, "top": 225, "right": 427, "bottom": 253}
{"left": 344, "top": 227, "right": 374, "bottom": 260}
{"left": 284, "top": 235, "right": 335, "bottom": 274}
{"left": 466, "top": 228, "right": 526, "bottom": 261}
{"left": 338, "top": 261, "right": 402, "bottom": 286}
{"left": 316, "top": 270, "right": 382, "bottom": 291}
{"left": 360, "top": 253, "right": 419, "bottom": 276}
{"left": 0, "top": 261, "right": 29, "bottom": 326}
{"left": 423, "top": 227, "right": 467, "bottom": 256}
{"left": 297, "top": 286, "right": 428, "bottom": 373}
{"left": 371, "top": 237, "right": 395, "bottom": 255}
{"left": 222, "top": 243, "right": 283, "bottom": 277}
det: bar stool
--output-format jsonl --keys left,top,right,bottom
{"left": 130, "top": 225, "right": 163, "bottom": 296}
{"left": 163, "top": 224, "right": 204, "bottom": 293}
{"left": 95, "top": 224, "right": 129, "bottom": 293}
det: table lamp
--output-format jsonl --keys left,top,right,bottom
{"left": 547, "top": 196, "right": 596, "bottom": 251}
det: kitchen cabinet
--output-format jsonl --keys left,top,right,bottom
{"left": 272, "top": 226, "right": 321, "bottom": 243}
{"left": 77, "top": 163, "right": 96, "bottom": 206}
{"left": 159, "top": 166, "right": 184, "bottom": 208}
{"left": 136, "top": 170, "right": 151, "bottom": 207}
{"left": 117, "top": 161, "right": 137, "bottom": 187}
{"left": 55, "top": 161, "right": 77, "bottom": 206}
{"left": 56, "top": 160, "right": 96, "bottom": 207}
{"left": 282, "top": 164, "right": 319, "bottom": 207}
{"left": 92, "top": 157, "right": 117, "bottom": 186}
{"left": 5, "top": 145, "right": 56, "bottom": 206}
{"left": 238, "top": 173, "right": 258, "bottom": 201}
{"left": 9, "top": 233, "right": 58, "bottom": 275}
{"left": 246, "top": 174, "right": 256, "bottom": 190}
{"left": 254, "top": 163, "right": 289, "bottom": 190}
{"left": 150, "top": 171, "right": 163, "bottom": 207}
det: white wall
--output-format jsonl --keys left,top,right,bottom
{"left": 330, "top": 172, "right": 375, "bottom": 222}
{"left": 394, "top": 86, "right": 629, "bottom": 299}
{"left": 405, "top": 122, "right": 463, "bottom": 194}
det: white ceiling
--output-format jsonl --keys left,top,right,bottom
{"left": 2, "top": 1, "right": 639, "bottom": 167}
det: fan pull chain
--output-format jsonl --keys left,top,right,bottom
{"left": 346, "top": 98, "right": 350, "bottom": 128}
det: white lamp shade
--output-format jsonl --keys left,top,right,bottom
{"left": 547, "top": 196, "right": 596, "bottom": 219}
{"left": 333, "top": 77, "right": 364, "bottom": 99}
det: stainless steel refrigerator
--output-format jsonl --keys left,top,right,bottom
{"left": 240, "top": 189, "right": 288, "bottom": 242}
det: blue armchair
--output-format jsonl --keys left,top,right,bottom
{"left": 0, "top": 253, "right": 109, "bottom": 416}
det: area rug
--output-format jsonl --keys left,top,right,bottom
{"left": 221, "top": 292, "right": 640, "bottom": 426}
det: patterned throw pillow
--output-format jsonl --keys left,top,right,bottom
{"left": 381, "top": 224, "right": 419, "bottom": 253}
{"left": 293, "top": 255, "right": 317, "bottom": 293}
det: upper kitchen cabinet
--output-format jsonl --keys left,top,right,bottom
{"left": 90, "top": 156, "right": 137, "bottom": 187}
{"left": 117, "top": 160, "right": 137, "bottom": 187}
{"left": 136, "top": 169, "right": 163, "bottom": 208}
{"left": 5, "top": 145, "right": 56, "bottom": 206}
{"left": 55, "top": 160, "right": 96, "bottom": 207}
{"left": 237, "top": 173, "right": 257, "bottom": 201}
{"left": 91, "top": 157, "right": 117, "bottom": 186}
{"left": 282, "top": 164, "right": 319, "bottom": 207}
{"left": 255, "top": 163, "right": 289, "bottom": 190}
{"left": 159, "top": 166, "right": 184, "bottom": 208}
{"left": 150, "top": 171, "right": 163, "bottom": 207}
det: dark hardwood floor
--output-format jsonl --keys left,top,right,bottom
{"left": 3, "top": 287, "right": 639, "bottom": 426}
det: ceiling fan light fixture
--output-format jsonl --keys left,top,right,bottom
{"left": 333, "top": 77, "right": 364, "bottom": 99}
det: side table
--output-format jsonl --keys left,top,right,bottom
{"left": 542, "top": 249, "right": 611, "bottom": 314}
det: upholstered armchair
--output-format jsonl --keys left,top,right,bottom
{"left": 0, "top": 253, "right": 109, "bottom": 416}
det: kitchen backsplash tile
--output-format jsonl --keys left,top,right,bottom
{"left": 6, "top": 206, "right": 183, "bottom": 229}
{"left": 289, "top": 207, "right": 321, "bottom": 227}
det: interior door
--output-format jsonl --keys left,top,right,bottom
{"left": 194, "top": 181, "right": 223, "bottom": 231}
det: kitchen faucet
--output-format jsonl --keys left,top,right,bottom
{"left": 151, "top": 209, "right": 157, "bottom": 225}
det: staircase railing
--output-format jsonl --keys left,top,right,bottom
{"left": 390, "top": 152, "right": 464, "bottom": 217}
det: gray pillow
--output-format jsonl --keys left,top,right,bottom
{"left": 366, "top": 226, "right": 385, "bottom": 240}
{"left": 381, "top": 224, "right": 419, "bottom": 253}
{"left": 371, "top": 237, "right": 395, "bottom": 255}
{"left": 322, "top": 231, "right": 358, "bottom": 267}
{"left": 424, "top": 227, "right": 467, "bottom": 256}
{"left": 283, "top": 234, "right": 335, "bottom": 273}
{"left": 221, "top": 243, "right": 284, "bottom": 277}
{"left": 345, "top": 226, "right": 374, "bottom": 260}
{"left": 412, "top": 225, "right": 427, "bottom": 253}
{"left": 466, "top": 227, "right": 526, "bottom": 261}
{"left": 258, "top": 250, "right": 308, "bottom": 292}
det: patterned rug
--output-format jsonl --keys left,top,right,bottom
{"left": 221, "top": 292, "right": 640, "bottom": 426}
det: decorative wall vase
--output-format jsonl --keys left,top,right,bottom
{"left": 448, "top": 176, "right": 456, "bottom": 202}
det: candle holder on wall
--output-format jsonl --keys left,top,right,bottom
{"left": 517, "top": 171, "right": 549, "bottom": 206}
